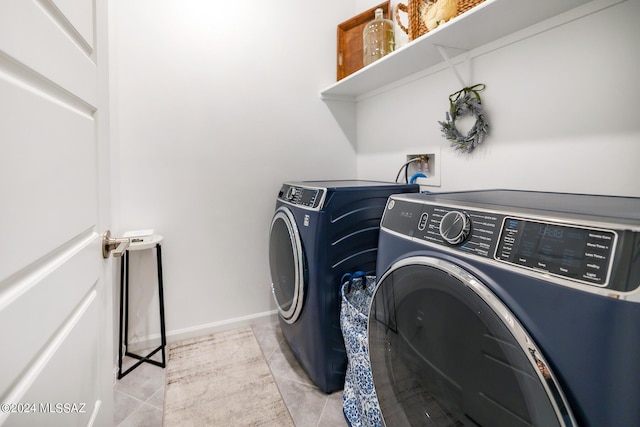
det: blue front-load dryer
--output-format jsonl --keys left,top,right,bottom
{"left": 369, "top": 190, "right": 640, "bottom": 426}
{"left": 269, "top": 180, "right": 419, "bottom": 393}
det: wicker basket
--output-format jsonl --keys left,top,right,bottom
{"left": 395, "top": 0, "right": 485, "bottom": 41}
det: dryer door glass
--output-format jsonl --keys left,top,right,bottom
{"left": 269, "top": 208, "right": 305, "bottom": 324}
{"left": 368, "top": 257, "right": 574, "bottom": 427}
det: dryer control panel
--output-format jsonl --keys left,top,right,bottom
{"left": 277, "top": 184, "right": 325, "bottom": 209}
{"left": 382, "top": 196, "right": 622, "bottom": 289}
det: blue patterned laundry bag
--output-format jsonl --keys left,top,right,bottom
{"left": 340, "top": 272, "right": 383, "bottom": 427}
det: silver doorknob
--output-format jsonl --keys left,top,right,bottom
{"left": 102, "top": 230, "right": 130, "bottom": 259}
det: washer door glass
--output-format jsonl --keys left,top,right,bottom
{"left": 269, "top": 207, "right": 305, "bottom": 324}
{"left": 368, "top": 257, "right": 575, "bottom": 427}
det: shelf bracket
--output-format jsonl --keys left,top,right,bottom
{"left": 434, "top": 44, "right": 470, "bottom": 88}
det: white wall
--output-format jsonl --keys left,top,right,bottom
{"left": 110, "top": 0, "right": 640, "bottom": 347}
{"left": 110, "top": 0, "right": 361, "bottom": 344}
{"left": 356, "top": 0, "right": 640, "bottom": 197}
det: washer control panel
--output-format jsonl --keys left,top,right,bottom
{"left": 496, "top": 217, "right": 615, "bottom": 286}
{"left": 439, "top": 211, "right": 472, "bottom": 245}
{"left": 382, "top": 197, "right": 618, "bottom": 288}
{"left": 278, "top": 184, "right": 325, "bottom": 209}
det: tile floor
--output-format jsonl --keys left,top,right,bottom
{"left": 113, "top": 355, "right": 165, "bottom": 426}
{"left": 114, "top": 319, "right": 348, "bottom": 426}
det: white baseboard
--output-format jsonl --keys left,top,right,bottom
{"left": 124, "top": 310, "right": 279, "bottom": 352}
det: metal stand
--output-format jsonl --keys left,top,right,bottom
{"left": 118, "top": 238, "right": 166, "bottom": 379}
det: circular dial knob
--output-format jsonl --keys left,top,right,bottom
{"left": 439, "top": 211, "right": 471, "bottom": 245}
{"left": 286, "top": 187, "right": 297, "bottom": 201}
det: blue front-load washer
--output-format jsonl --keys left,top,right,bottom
{"left": 269, "top": 180, "right": 419, "bottom": 393}
{"left": 369, "top": 190, "right": 640, "bottom": 426}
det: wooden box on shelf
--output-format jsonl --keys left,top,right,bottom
{"left": 336, "top": 1, "right": 391, "bottom": 81}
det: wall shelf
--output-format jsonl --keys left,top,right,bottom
{"left": 321, "top": 0, "right": 594, "bottom": 101}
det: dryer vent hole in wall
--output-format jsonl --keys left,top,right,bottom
{"left": 405, "top": 153, "right": 435, "bottom": 183}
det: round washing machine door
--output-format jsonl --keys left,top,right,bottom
{"left": 269, "top": 207, "right": 305, "bottom": 324}
{"left": 368, "top": 256, "right": 576, "bottom": 427}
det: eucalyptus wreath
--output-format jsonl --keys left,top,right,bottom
{"left": 439, "top": 84, "right": 488, "bottom": 154}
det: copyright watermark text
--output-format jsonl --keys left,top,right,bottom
{"left": 1, "top": 402, "right": 86, "bottom": 414}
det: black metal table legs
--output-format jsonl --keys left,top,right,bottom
{"left": 117, "top": 243, "right": 167, "bottom": 379}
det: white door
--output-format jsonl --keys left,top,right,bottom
{"left": 0, "top": 0, "right": 113, "bottom": 426}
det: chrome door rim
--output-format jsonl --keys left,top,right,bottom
{"left": 370, "top": 255, "right": 577, "bottom": 427}
{"left": 270, "top": 207, "right": 304, "bottom": 324}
